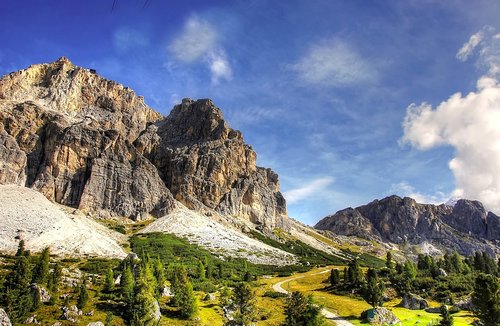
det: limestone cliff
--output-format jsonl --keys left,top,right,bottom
{"left": 315, "top": 195, "right": 500, "bottom": 256}
{"left": 0, "top": 58, "right": 287, "bottom": 229}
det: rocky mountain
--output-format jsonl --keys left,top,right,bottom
{"left": 0, "top": 57, "right": 287, "bottom": 231}
{"left": 315, "top": 195, "right": 500, "bottom": 256}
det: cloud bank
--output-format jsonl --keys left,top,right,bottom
{"left": 168, "top": 16, "right": 232, "bottom": 84}
{"left": 402, "top": 27, "right": 500, "bottom": 213}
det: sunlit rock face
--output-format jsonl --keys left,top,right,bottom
{"left": 0, "top": 58, "right": 288, "bottom": 230}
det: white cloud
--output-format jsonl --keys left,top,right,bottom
{"left": 168, "top": 16, "right": 218, "bottom": 62}
{"left": 208, "top": 50, "right": 232, "bottom": 84}
{"left": 113, "top": 28, "right": 149, "bottom": 52}
{"left": 284, "top": 177, "right": 335, "bottom": 204}
{"left": 291, "top": 39, "right": 376, "bottom": 87}
{"left": 389, "top": 181, "right": 449, "bottom": 205}
{"left": 456, "top": 26, "right": 500, "bottom": 77}
{"left": 456, "top": 30, "right": 485, "bottom": 61}
{"left": 402, "top": 28, "right": 500, "bottom": 214}
{"left": 167, "top": 15, "right": 231, "bottom": 84}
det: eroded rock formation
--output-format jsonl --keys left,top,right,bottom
{"left": 0, "top": 58, "right": 287, "bottom": 229}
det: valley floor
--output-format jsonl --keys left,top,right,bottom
{"left": 259, "top": 266, "right": 477, "bottom": 326}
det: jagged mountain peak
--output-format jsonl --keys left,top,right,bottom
{"left": 160, "top": 97, "right": 243, "bottom": 147}
{"left": 0, "top": 58, "right": 287, "bottom": 232}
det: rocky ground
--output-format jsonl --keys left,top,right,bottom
{"left": 0, "top": 185, "right": 126, "bottom": 258}
{"left": 140, "top": 203, "right": 297, "bottom": 266}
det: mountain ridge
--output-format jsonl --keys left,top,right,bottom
{"left": 315, "top": 194, "right": 500, "bottom": 256}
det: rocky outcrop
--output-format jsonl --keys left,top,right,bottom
{"left": 361, "top": 307, "right": 400, "bottom": 325}
{"left": 0, "top": 308, "right": 11, "bottom": 326}
{"left": 400, "top": 293, "right": 429, "bottom": 310}
{"left": 315, "top": 195, "right": 500, "bottom": 256}
{"left": 146, "top": 98, "right": 288, "bottom": 229}
{"left": 0, "top": 58, "right": 287, "bottom": 230}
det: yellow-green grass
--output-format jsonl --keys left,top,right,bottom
{"left": 270, "top": 266, "right": 477, "bottom": 326}
{"left": 160, "top": 292, "right": 224, "bottom": 325}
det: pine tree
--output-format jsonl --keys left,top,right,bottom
{"left": 329, "top": 269, "right": 340, "bottom": 287}
{"left": 77, "top": 280, "right": 89, "bottom": 310}
{"left": 104, "top": 268, "right": 115, "bottom": 293}
{"left": 130, "top": 264, "right": 160, "bottom": 326}
{"left": 121, "top": 265, "right": 135, "bottom": 303}
{"left": 385, "top": 251, "right": 394, "bottom": 270}
{"left": 47, "top": 262, "right": 62, "bottom": 293}
{"left": 15, "top": 239, "right": 25, "bottom": 256}
{"left": 32, "top": 247, "right": 50, "bottom": 285}
{"left": 2, "top": 254, "right": 34, "bottom": 323}
{"left": 197, "top": 260, "right": 206, "bottom": 281}
{"left": 284, "top": 291, "right": 325, "bottom": 326}
{"left": 225, "top": 282, "right": 256, "bottom": 326}
{"left": 361, "top": 269, "right": 385, "bottom": 308}
{"left": 153, "top": 257, "right": 165, "bottom": 298}
{"left": 171, "top": 265, "right": 197, "bottom": 319}
{"left": 472, "top": 273, "right": 500, "bottom": 326}
{"left": 438, "top": 305, "right": 454, "bottom": 326}
{"left": 347, "top": 259, "right": 363, "bottom": 288}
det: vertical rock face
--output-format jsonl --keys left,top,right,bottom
{"left": 0, "top": 58, "right": 288, "bottom": 229}
{"left": 0, "top": 57, "right": 173, "bottom": 219}
{"left": 147, "top": 98, "right": 288, "bottom": 229}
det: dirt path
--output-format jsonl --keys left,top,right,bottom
{"left": 271, "top": 269, "right": 356, "bottom": 326}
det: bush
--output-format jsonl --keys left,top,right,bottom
{"left": 263, "top": 291, "right": 288, "bottom": 298}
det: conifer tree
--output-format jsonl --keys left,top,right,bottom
{"left": 347, "top": 259, "right": 363, "bottom": 288}
{"left": 77, "top": 279, "right": 89, "bottom": 310}
{"left": 2, "top": 254, "right": 33, "bottom": 322}
{"left": 171, "top": 265, "right": 197, "bottom": 319}
{"left": 438, "top": 305, "right": 454, "bottom": 326}
{"left": 197, "top": 260, "right": 206, "bottom": 281}
{"left": 153, "top": 257, "right": 165, "bottom": 297}
{"left": 329, "top": 269, "right": 340, "bottom": 287}
{"left": 15, "top": 239, "right": 25, "bottom": 257}
{"left": 225, "top": 282, "right": 256, "bottom": 326}
{"left": 130, "top": 263, "right": 160, "bottom": 326}
{"left": 47, "top": 262, "right": 62, "bottom": 293}
{"left": 32, "top": 247, "right": 50, "bottom": 285}
{"left": 361, "top": 269, "right": 385, "bottom": 308}
{"left": 121, "top": 265, "right": 135, "bottom": 303}
{"left": 472, "top": 273, "right": 500, "bottom": 326}
{"left": 385, "top": 251, "right": 394, "bottom": 270}
{"left": 104, "top": 268, "right": 115, "bottom": 293}
{"left": 284, "top": 291, "right": 324, "bottom": 326}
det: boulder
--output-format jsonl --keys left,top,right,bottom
{"left": 400, "top": 293, "right": 429, "bottom": 310}
{"left": 152, "top": 300, "right": 161, "bottom": 322}
{"left": 361, "top": 307, "right": 400, "bottom": 325}
{"left": 30, "top": 283, "right": 51, "bottom": 303}
{"left": 0, "top": 308, "right": 12, "bottom": 326}
{"left": 87, "top": 323, "right": 104, "bottom": 326}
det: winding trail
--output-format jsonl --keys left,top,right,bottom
{"left": 271, "top": 269, "right": 355, "bottom": 326}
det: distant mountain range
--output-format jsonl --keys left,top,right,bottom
{"left": 315, "top": 195, "right": 500, "bottom": 256}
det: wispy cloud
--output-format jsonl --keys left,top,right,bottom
{"left": 389, "top": 181, "right": 449, "bottom": 205}
{"left": 168, "top": 16, "right": 218, "bottom": 63}
{"left": 291, "top": 39, "right": 377, "bottom": 87}
{"left": 401, "top": 27, "right": 500, "bottom": 214}
{"left": 456, "top": 25, "right": 500, "bottom": 77}
{"left": 167, "top": 15, "right": 232, "bottom": 84}
{"left": 283, "top": 177, "right": 335, "bottom": 204}
{"left": 113, "top": 27, "right": 149, "bottom": 52}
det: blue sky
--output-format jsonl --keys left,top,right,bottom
{"left": 1, "top": 0, "right": 500, "bottom": 225}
